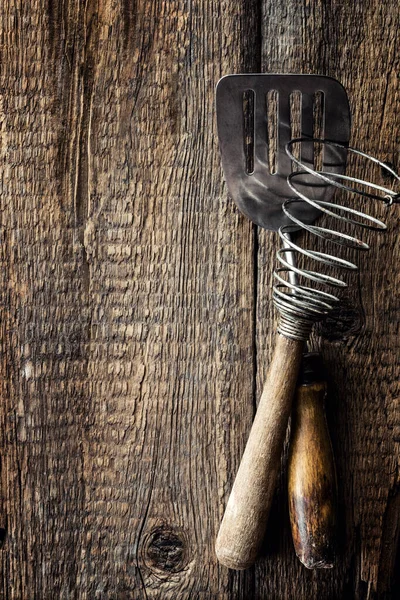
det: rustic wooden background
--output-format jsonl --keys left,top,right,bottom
{"left": 0, "top": 1, "right": 398, "bottom": 598}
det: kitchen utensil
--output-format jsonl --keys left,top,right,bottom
{"left": 215, "top": 73, "right": 399, "bottom": 570}
{"left": 289, "top": 352, "right": 337, "bottom": 569}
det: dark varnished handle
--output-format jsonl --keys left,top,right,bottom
{"left": 216, "top": 334, "right": 304, "bottom": 570}
{"left": 288, "top": 360, "right": 337, "bottom": 569}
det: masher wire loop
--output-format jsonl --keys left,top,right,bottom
{"left": 274, "top": 139, "right": 400, "bottom": 342}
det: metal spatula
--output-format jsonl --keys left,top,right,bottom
{"left": 215, "top": 74, "right": 350, "bottom": 569}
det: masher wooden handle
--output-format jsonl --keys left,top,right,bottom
{"left": 288, "top": 378, "right": 337, "bottom": 569}
{"left": 215, "top": 334, "right": 304, "bottom": 570}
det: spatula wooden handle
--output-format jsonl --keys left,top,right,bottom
{"left": 288, "top": 370, "right": 337, "bottom": 569}
{"left": 215, "top": 334, "right": 304, "bottom": 570}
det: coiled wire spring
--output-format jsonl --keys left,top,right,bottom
{"left": 274, "top": 139, "right": 400, "bottom": 341}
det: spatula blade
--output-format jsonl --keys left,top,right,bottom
{"left": 216, "top": 74, "right": 351, "bottom": 231}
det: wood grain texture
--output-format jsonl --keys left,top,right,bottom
{"left": 0, "top": 0, "right": 398, "bottom": 599}
{"left": 0, "top": 1, "right": 260, "bottom": 598}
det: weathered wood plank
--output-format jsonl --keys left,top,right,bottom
{"left": 0, "top": 0, "right": 260, "bottom": 598}
{"left": 0, "top": 0, "right": 398, "bottom": 598}
{"left": 0, "top": 2, "right": 90, "bottom": 598}
{"left": 256, "top": 1, "right": 400, "bottom": 598}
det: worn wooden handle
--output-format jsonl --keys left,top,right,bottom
{"left": 288, "top": 372, "right": 337, "bottom": 569}
{"left": 215, "top": 334, "right": 304, "bottom": 569}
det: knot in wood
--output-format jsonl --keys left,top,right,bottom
{"left": 315, "top": 299, "right": 364, "bottom": 342}
{"left": 143, "top": 526, "right": 188, "bottom": 575}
